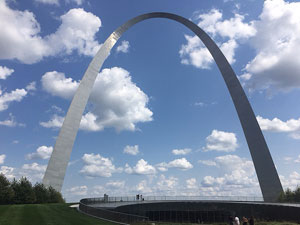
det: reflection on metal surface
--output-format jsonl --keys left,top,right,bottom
{"left": 43, "top": 12, "right": 283, "bottom": 202}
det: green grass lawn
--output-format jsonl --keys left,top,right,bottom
{"left": 0, "top": 204, "right": 299, "bottom": 225}
{"left": 0, "top": 203, "right": 116, "bottom": 225}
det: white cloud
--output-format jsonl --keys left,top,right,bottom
{"left": 0, "top": 2, "right": 101, "bottom": 64}
{"left": 294, "top": 155, "right": 300, "bottom": 163}
{"left": 199, "top": 154, "right": 258, "bottom": 195}
{"left": 257, "top": 115, "right": 300, "bottom": 132}
{"left": 123, "top": 145, "right": 139, "bottom": 155}
{"left": 0, "top": 154, "right": 6, "bottom": 164}
{"left": 179, "top": 9, "right": 255, "bottom": 69}
{"left": 26, "top": 82, "right": 37, "bottom": 91}
{"left": 0, "top": 66, "right": 14, "bottom": 80}
{"left": 0, "top": 166, "right": 15, "bottom": 180}
{"left": 203, "top": 130, "right": 238, "bottom": 152}
{"left": 172, "top": 148, "right": 191, "bottom": 155}
{"left": 26, "top": 146, "right": 53, "bottom": 160}
{"left": 66, "top": 0, "right": 84, "bottom": 5}
{"left": 167, "top": 158, "right": 193, "bottom": 170}
{"left": 241, "top": 0, "right": 300, "bottom": 93}
{"left": 46, "top": 8, "right": 101, "bottom": 57}
{"left": 80, "top": 153, "right": 122, "bottom": 178}
{"left": 0, "top": 88, "right": 27, "bottom": 111}
{"left": 198, "top": 159, "right": 217, "bottom": 166}
{"left": 106, "top": 180, "right": 125, "bottom": 189}
{"left": 156, "top": 175, "right": 178, "bottom": 191}
{"left": 35, "top": 0, "right": 59, "bottom": 5}
{"left": 41, "top": 67, "right": 153, "bottom": 132}
{"left": 41, "top": 71, "right": 79, "bottom": 99}
{"left": 22, "top": 162, "right": 47, "bottom": 172}
{"left": 125, "top": 159, "right": 156, "bottom": 175}
{"left": 116, "top": 40, "right": 130, "bottom": 53}
{"left": 0, "top": 113, "right": 25, "bottom": 127}
{"left": 257, "top": 115, "right": 300, "bottom": 139}
{"left": 186, "top": 178, "right": 197, "bottom": 189}
{"left": 280, "top": 171, "right": 300, "bottom": 190}
{"left": 194, "top": 102, "right": 205, "bottom": 107}
{"left": 21, "top": 162, "right": 47, "bottom": 181}
{"left": 65, "top": 185, "right": 88, "bottom": 196}
{"left": 156, "top": 158, "right": 193, "bottom": 171}
{"left": 40, "top": 114, "right": 64, "bottom": 128}
{"left": 136, "top": 180, "right": 152, "bottom": 193}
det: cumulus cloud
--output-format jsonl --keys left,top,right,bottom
{"left": 66, "top": 0, "right": 84, "bottom": 5}
{"left": 35, "top": 0, "right": 59, "bottom": 5}
{"left": 0, "top": 154, "right": 6, "bottom": 164}
{"left": 0, "top": 88, "right": 27, "bottom": 111}
{"left": 65, "top": 185, "right": 88, "bottom": 196}
{"left": 203, "top": 130, "right": 238, "bottom": 152}
{"left": 41, "top": 71, "right": 79, "bottom": 99}
{"left": 123, "top": 145, "right": 139, "bottom": 155}
{"left": 106, "top": 180, "right": 125, "bottom": 189}
{"left": 26, "top": 146, "right": 53, "bottom": 160}
{"left": 156, "top": 158, "right": 193, "bottom": 171}
{"left": 186, "top": 178, "right": 197, "bottom": 189}
{"left": 136, "top": 179, "right": 152, "bottom": 193}
{"left": 280, "top": 171, "right": 300, "bottom": 190}
{"left": 0, "top": 166, "right": 15, "bottom": 180}
{"left": 21, "top": 162, "right": 47, "bottom": 181}
{"left": 41, "top": 67, "right": 153, "bottom": 132}
{"left": 199, "top": 154, "right": 258, "bottom": 195}
{"left": 172, "top": 148, "right": 191, "bottom": 155}
{"left": 240, "top": 0, "right": 300, "bottom": 93}
{"left": 80, "top": 153, "right": 122, "bottom": 178}
{"left": 40, "top": 114, "right": 64, "bottom": 128}
{"left": 0, "top": 1, "right": 101, "bottom": 64}
{"left": 198, "top": 159, "right": 217, "bottom": 166}
{"left": 179, "top": 9, "right": 255, "bottom": 69}
{"left": 257, "top": 115, "right": 300, "bottom": 139}
{"left": 156, "top": 175, "right": 178, "bottom": 192}
{"left": 125, "top": 159, "right": 156, "bottom": 175}
{"left": 0, "top": 113, "right": 25, "bottom": 127}
{"left": 116, "top": 40, "right": 130, "bottom": 53}
{"left": 26, "top": 82, "right": 36, "bottom": 91}
{"left": 0, "top": 66, "right": 14, "bottom": 80}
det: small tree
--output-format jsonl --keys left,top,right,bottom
{"left": 48, "top": 186, "right": 65, "bottom": 203}
{"left": 11, "top": 177, "right": 36, "bottom": 204}
{"left": 33, "top": 183, "right": 49, "bottom": 203}
{"left": 0, "top": 173, "right": 14, "bottom": 204}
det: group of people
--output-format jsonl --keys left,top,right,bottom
{"left": 136, "top": 194, "right": 144, "bottom": 201}
{"left": 229, "top": 216, "right": 255, "bottom": 225}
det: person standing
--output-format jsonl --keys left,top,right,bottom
{"left": 234, "top": 216, "right": 240, "bottom": 225}
{"left": 229, "top": 216, "right": 234, "bottom": 225}
{"left": 242, "top": 216, "right": 248, "bottom": 225}
{"left": 249, "top": 216, "right": 254, "bottom": 225}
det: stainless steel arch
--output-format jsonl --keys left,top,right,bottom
{"left": 43, "top": 12, "right": 283, "bottom": 202}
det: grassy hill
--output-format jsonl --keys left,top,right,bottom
{"left": 0, "top": 203, "right": 116, "bottom": 225}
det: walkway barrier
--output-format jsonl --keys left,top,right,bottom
{"left": 79, "top": 198, "right": 149, "bottom": 224}
{"left": 81, "top": 195, "right": 264, "bottom": 204}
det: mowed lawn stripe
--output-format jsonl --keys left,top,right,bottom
{"left": 0, "top": 204, "right": 116, "bottom": 225}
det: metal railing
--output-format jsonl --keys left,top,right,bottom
{"left": 79, "top": 198, "right": 149, "bottom": 224}
{"left": 82, "top": 195, "right": 264, "bottom": 204}
{"left": 79, "top": 195, "right": 264, "bottom": 224}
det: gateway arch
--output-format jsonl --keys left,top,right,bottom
{"left": 43, "top": 12, "right": 283, "bottom": 202}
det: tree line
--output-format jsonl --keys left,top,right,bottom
{"left": 0, "top": 173, "right": 65, "bottom": 204}
{"left": 278, "top": 187, "right": 300, "bottom": 203}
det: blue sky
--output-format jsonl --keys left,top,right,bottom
{"left": 1, "top": 0, "right": 300, "bottom": 202}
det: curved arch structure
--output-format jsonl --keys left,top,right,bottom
{"left": 43, "top": 12, "right": 283, "bottom": 202}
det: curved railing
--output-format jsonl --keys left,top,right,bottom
{"left": 79, "top": 195, "right": 264, "bottom": 224}
{"left": 79, "top": 198, "right": 149, "bottom": 224}
{"left": 81, "top": 195, "right": 264, "bottom": 204}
